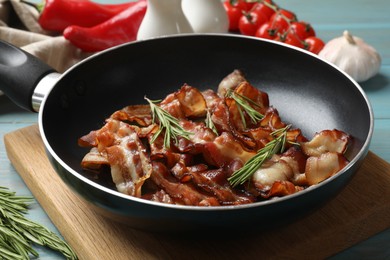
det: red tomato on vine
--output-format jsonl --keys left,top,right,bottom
{"left": 287, "top": 21, "right": 316, "bottom": 41}
{"left": 250, "top": 0, "right": 277, "bottom": 20}
{"left": 239, "top": 11, "right": 268, "bottom": 36}
{"left": 269, "top": 9, "right": 297, "bottom": 34}
{"left": 223, "top": 1, "right": 243, "bottom": 31}
{"left": 255, "top": 20, "right": 284, "bottom": 39}
{"left": 304, "top": 36, "right": 325, "bottom": 54}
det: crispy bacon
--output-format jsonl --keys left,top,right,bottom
{"left": 252, "top": 156, "right": 294, "bottom": 192}
{"left": 211, "top": 99, "right": 230, "bottom": 133}
{"left": 81, "top": 119, "right": 152, "bottom": 197}
{"left": 202, "top": 132, "right": 256, "bottom": 167}
{"left": 106, "top": 131, "right": 152, "bottom": 197}
{"left": 110, "top": 104, "right": 152, "bottom": 126}
{"left": 259, "top": 107, "right": 285, "bottom": 130}
{"left": 300, "top": 129, "right": 350, "bottom": 185}
{"left": 151, "top": 162, "right": 220, "bottom": 206}
{"left": 148, "top": 190, "right": 175, "bottom": 204}
{"left": 79, "top": 71, "right": 352, "bottom": 206}
{"left": 147, "top": 132, "right": 183, "bottom": 169}
{"left": 225, "top": 81, "right": 269, "bottom": 132}
{"left": 267, "top": 181, "right": 303, "bottom": 198}
{"left": 176, "top": 84, "right": 207, "bottom": 118}
{"left": 235, "top": 81, "right": 269, "bottom": 111}
{"left": 176, "top": 119, "right": 217, "bottom": 154}
{"left": 201, "top": 89, "right": 222, "bottom": 111}
{"left": 80, "top": 147, "right": 109, "bottom": 172}
{"left": 301, "top": 129, "right": 350, "bottom": 157}
{"left": 250, "top": 147, "right": 308, "bottom": 198}
{"left": 305, "top": 152, "right": 349, "bottom": 185}
{"left": 160, "top": 93, "right": 186, "bottom": 119}
{"left": 217, "top": 69, "right": 247, "bottom": 97}
{"left": 170, "top": 161, "right": 254, "bottom": 205}
{"left": 187, "top": 168, "right": 255, "bottom": 205}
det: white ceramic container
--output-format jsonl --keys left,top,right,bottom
{"left": 182, "top": 0, "right": 229, "bottom": 33}
{"left": 137, "top": 0, "right": 194, "bottom": 40}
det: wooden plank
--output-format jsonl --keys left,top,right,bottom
{"left": 4, "top": 124, "right": 390, "bottom": 259}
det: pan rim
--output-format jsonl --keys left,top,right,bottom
{"left": 38, "top": 34, "right": 374, "bottom": 212}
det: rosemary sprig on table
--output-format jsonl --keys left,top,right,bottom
{"left": 228, "top": 125, "right": 292, "bottom": 187}
{"left": 146, "top": 97, "right": 193, "bottom": 148}
{"left": 226, "top": 89, "right": 264, "bottom": 128}
{"left": 0, "top": 187, "right": 77, "bottom": 260}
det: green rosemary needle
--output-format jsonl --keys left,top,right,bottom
{"left": 228, "top": 125, "right": 291, "bottom": 187}
{"left": 0, "top": 187, "right": 77, "bottom": 260}
{"left": 145, "top": 97, "right": 193, "bottom": 148}
{"left": 205, "top": 109, "right": 218, "bottom": 135}
{"left": 226, "top": 89, "right": 264, "bottom": 128}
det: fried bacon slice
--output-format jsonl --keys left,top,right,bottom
{"left": 159, "top": 85, "right": 208, "bottom": 119}
{"left": 151, "top": 162, "right": 220, "bottom": 206}
{"left": 217, "top": 69, "right": 247, "bottom": 97}
{"left": 301, "top": 129, "right": 350, "bottom": 157}
{"left": 110, "top": 104, "right": 152, "bottom": 127}
{"left": 172, "top": 162, "right": 255, "bottom": 205}
{"left": 80, "top": 147, "right": 109, "bottom": 172}
{"left": 106, "top": 129, "right": 152, "bottom": 197}
{"left": 305, "top": 152, "right": 349, "bottom": 185}
{"left": 81, "top": 119, "right": 152, "bottom": 197}
{"left": 251, "top": 147, "right": 307, "bottom": 198}
{"left": 202, "top": 132, "right": 256, "bottom": 167}
{"left": 175, "top": 84, "right": 207, "bottom": 118}
{"left": 235, "top": 81, "right": 269, "bottom": 111}
{"left": 301, "top": 129, "right": 351, "bottom": 185}
{"left": 225, "top": 81, "right": 269, "bottom": 132}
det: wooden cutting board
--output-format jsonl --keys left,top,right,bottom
{"left": 4, "top": 125, "right": 390, "bottom": 259}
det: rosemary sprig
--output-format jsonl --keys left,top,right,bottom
{"left": 226, "top": 89, "right": 264, "bottom": 128}
{"left": 145, "top": 97, "right": 193, "bottom": 148}
{"left": 0, "top": 187, "right": 77, "bottom": 260}
{"left": 205, "top": 109, "right": 218, "bottom": 135}
{"left": 228, "top": 125, "right": 292, "bottom": 187}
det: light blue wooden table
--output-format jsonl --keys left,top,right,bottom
{"left": 1, "top": 0, "right": 390, "bottom": 258}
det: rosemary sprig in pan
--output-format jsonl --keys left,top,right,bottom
{"left": 146, "top": 97, "right": 193, "bottom": 148}
{"left": 228, "top": 125, "right": 293, "bottom": 187}
{"left": 226, "top": 89, "right": 264, "bottom": 128}
{"left": 205, "top": 109, "right": 218, "bottom": 135}
{"left": 0, "top": 187, "right": 77, "bottom": 260}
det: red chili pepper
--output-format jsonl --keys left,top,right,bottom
{"left": 63, "top": 0, "right": 147, "bottom": 52}
{"left": 38, "top": 0, "right": 137, "bottom": 32}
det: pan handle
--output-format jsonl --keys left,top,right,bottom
{"left": 0, "top": 40, "right": 56, "bottom": 112}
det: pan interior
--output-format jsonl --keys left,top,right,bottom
{"left": 41, "top": 35, "right": 371, "bottom": 187}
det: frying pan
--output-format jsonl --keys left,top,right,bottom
{"left": 0, "top": 34, "right": 373, "bottom": 232}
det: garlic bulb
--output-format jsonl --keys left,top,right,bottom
{"left": 319, "top": 30, "right": 381, "bottom": 82}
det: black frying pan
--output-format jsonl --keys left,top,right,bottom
{"left": 0, "top": 34, "right": 373, "bottom": 232}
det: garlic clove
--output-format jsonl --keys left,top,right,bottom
{"left": 319, "top": 30, "right": 381, "bottom": 82}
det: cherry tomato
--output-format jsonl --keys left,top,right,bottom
{"left": 228, "top": 0, "right": 254, "bottom": 12}
{"left": 239, "top": 11, "right": 268, "bottom": 36}
{"left": 223, "top": 1, "right": 243, "bottom": 31}
{"left": 287, "top": 21, "right": 315, "bottom": 41}
{"left": 255, "top": 21, "right": 282, "bottom": 39}
{"left": 235, "top": 0, "right": 255, "bottom": 12}
{"left": 269, "top": 9, "right": 297, "bottom": 34}
{"left": 250, "top": 0, "right": 277, "bottom": 20}
{"left": 304, "top": 36, "right": 325, "bottom": 54}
